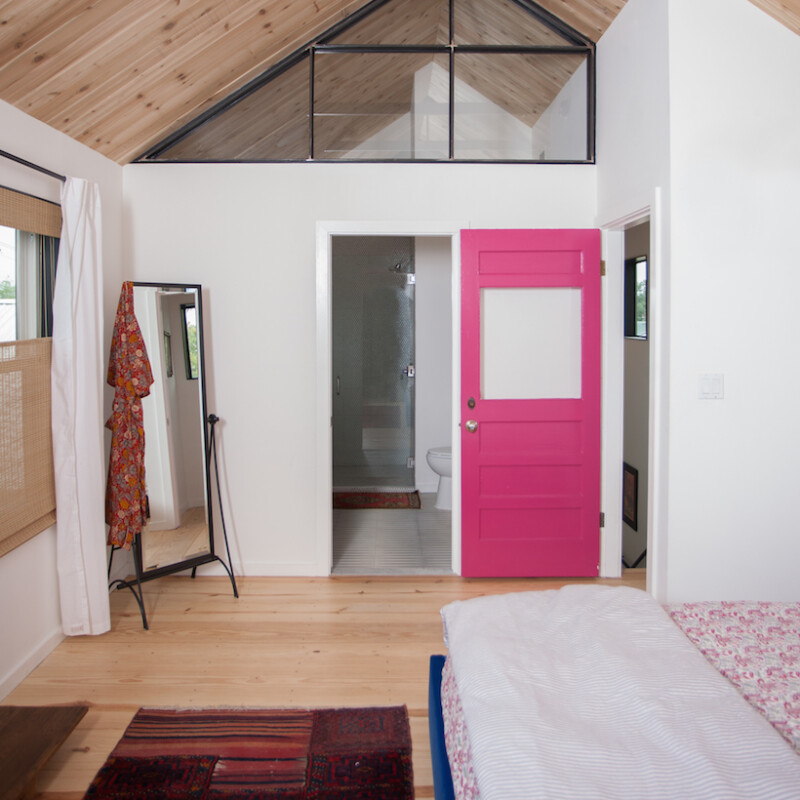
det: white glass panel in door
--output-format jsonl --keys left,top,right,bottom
{"left": 481, "top": 287, "right": 581, "bottom": 399}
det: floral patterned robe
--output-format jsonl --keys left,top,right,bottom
{"left": 105, "top": 281, "right": 153, "bottom": 549}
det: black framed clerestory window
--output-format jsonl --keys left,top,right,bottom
{"left": 136, "top": 0, "right": 596, "bottom": 165}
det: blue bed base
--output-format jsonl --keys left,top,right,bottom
{"left": 429, "top": 654, "right": 456, "bottom": 800}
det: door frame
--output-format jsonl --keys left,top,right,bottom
{"left": 316, "top": 221, "right": 465, "bottom": 575}
{"left": 316, "top": 220, "right": 627, "bottom": 579}
{"left": 600, "top": 188, "right": 664, "bottom": 599}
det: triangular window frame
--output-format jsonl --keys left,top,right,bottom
{"left": 136, "top": 0, "right": 595, "bottom": 164}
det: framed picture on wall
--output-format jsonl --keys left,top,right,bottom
{"left": 623, "top": 462, "right": 638, "bottom": 530}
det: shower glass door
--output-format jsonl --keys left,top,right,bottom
{"left": 332, "top": 236, "right": 415, "bottom": 490}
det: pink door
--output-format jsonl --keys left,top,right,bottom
{"left": 461, "top": 229, "right": 601, "bottom": 577}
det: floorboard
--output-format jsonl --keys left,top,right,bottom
{"left": 4, "top": 571, "right": 646, "bottom": 799}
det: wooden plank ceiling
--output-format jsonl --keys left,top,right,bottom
{"left": 0, "top": 0, "right": 796, "bottom": 165}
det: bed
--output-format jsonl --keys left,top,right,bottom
{"left": 428, "top": 585, "right": 800, "bottom": 800}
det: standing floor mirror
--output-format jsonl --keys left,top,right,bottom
{"left": 110, "top": 282, "right": 237, "bottom": 628}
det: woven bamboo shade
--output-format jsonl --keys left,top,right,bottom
{"left": 0, "top": 338, "right": 56, "bottom": 557}
{"left": 0, "top": 186, "right": 62, "bottom": 238}
{"left": 0, "top": 186, "right": 60, "bottom": 557}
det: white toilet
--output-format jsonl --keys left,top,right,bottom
{"left": 426, "top": 446, "right": 452, "bottom": 510}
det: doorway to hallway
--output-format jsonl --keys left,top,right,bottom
{"left": 622, "top": 220, "right": 650, "bottom": 569}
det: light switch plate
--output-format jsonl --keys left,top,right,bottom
{"left": 699, "top": 373, "right": 724, "bottom": 399}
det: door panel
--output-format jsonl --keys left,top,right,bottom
{"left": 461, "top": 229, "right": 601, "bottom": 577}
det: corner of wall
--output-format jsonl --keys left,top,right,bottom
{"left": 0, "top": 628, "right": 65, "bottom": 701}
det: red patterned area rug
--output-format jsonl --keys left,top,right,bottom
{"left": 83, "top": 706, "right": 414, "bottom": 799}
{"left": 333, "top": 491, "right": 422, "bottom": 510}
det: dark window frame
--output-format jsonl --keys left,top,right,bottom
{"left": 624, "top": 255, "right": 648, "bottom": 340}
{"left": 135, "top": 0, "right": 595, "bottom": 165}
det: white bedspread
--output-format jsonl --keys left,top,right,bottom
{"left": 441, "top": 585, "right": 800, "bottom": 800}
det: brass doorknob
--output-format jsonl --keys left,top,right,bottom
{"left": 465, "top": 420, "right": 478, "bottom": 433}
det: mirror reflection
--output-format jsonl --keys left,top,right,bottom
{"left": 132, "top": 283, "right": 210, "bottom": 572}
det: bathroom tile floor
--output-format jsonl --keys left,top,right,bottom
{"left": 332, "top": 493, "right": 453, "bottom": 575}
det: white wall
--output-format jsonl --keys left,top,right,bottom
{"left": 415, "top": 236, "right": 452, "bottom": 493}
{"left": 123, "top": 163, "right": 597, "bottom": 575}
{"left": 0, "top": 99, "right": 124, "bottom": 699}
{"left": 664, "top": 0, "right": 800, "bottom": 600}
{"left": 597, "top": 0, "right": 672, "bottom": 598}
{"left": 597, "top": 0, "right": 672, "bottom": 222}
{"left": 599, "top": 0, "right": 800, "bottom": 601}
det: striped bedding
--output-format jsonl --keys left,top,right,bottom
{"left": 440, "top": 585, "right": 800, "bottom": 800}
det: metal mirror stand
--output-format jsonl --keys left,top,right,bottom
{"left": 107, "top": 283, "right": 237, "bottom": 629}
{"left": 109, "top": 414, "right": 238, "bottom": 629}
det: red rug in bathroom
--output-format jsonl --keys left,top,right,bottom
{"left": 333, "top": 491, "right": 422, "bottom": 510}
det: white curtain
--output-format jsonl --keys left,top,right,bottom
{"left": 51, "top": 177, "right": 110, "bottom": 636}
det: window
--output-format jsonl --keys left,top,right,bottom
{"left": 0, "top": 226, "right": 13, "bottom": 339}
{"left": 0, "top": 224, "right": 58, "bottom": 341}
{"left": 181, "top": 304, "right": 199, "bottom": 380}
{"left": 0, "top": 186, "right": 61, "bottom": 558}
{"left": 624, "top": 256, "right": 648, "bottom": 339}
{"left": 139, "top": 0, "right": 595, "bottom": 164}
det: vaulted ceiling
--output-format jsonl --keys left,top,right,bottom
{"left": 0, "top": 0, "right": 797, "bottom": 165}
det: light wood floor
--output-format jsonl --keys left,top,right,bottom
{"left": 142, "top": 506, "right": 209, "bottom": 572}
{"left": 6, "top": 571, "right": 646, "bottom": 800}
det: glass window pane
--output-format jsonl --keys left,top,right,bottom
{"left": 0, "top": 226, "right": 15, "bottom": 341}
{"left": 330, "top": 0, "right": 449, "bottom": 45}
{"left": 624, "top": 256, "right": 648, "bottom": 338}
{"left": 635, "top": 258, "right": 648, "bottom": 337}
{"left": 454, "top": 52, "right": 588, "bottom": 161}
{"left": 0, "top": 227, "right": 56, "bottom": 341}
{"left": 481, "top": 287, "right": 581, "bottom": 399}
{"left": 314, "top": 52, "right": 449, "bottom": 160}
{"left": 159, "top": 56, "right": 310, "bottom": 161}
{"left": 454, "top": 0, "right": 576, "bottom": 46}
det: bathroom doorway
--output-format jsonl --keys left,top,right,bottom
{"left": 331, "top": 236, "right": 416, "bottom": 490}
{"left": 329, "top": 233, "right": 453, "bottom": 574}
{"left": 320, "top": 221, "right": 634, "bottom": 580}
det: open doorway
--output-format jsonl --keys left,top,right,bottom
{"left": 622, "top": 220, "right": 650, "bottom": 569}
{"left": 329, "top": 233, "right": 454, "bottom": 575}
{"left": 317, "top": 221, "right": 629, "bottom": 580}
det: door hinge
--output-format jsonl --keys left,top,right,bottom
{"left": 600, "top": 260, "right": 607, "bottom": 277}
{"left": 599, "top": 511, "right": 605, "bottom": 528}
{"left": 407, "top": 457, "right": 415, "bottom": 469}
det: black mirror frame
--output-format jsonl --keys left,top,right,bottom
{"left": 109, "top": 282, "right": 237, "bottom": 628}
